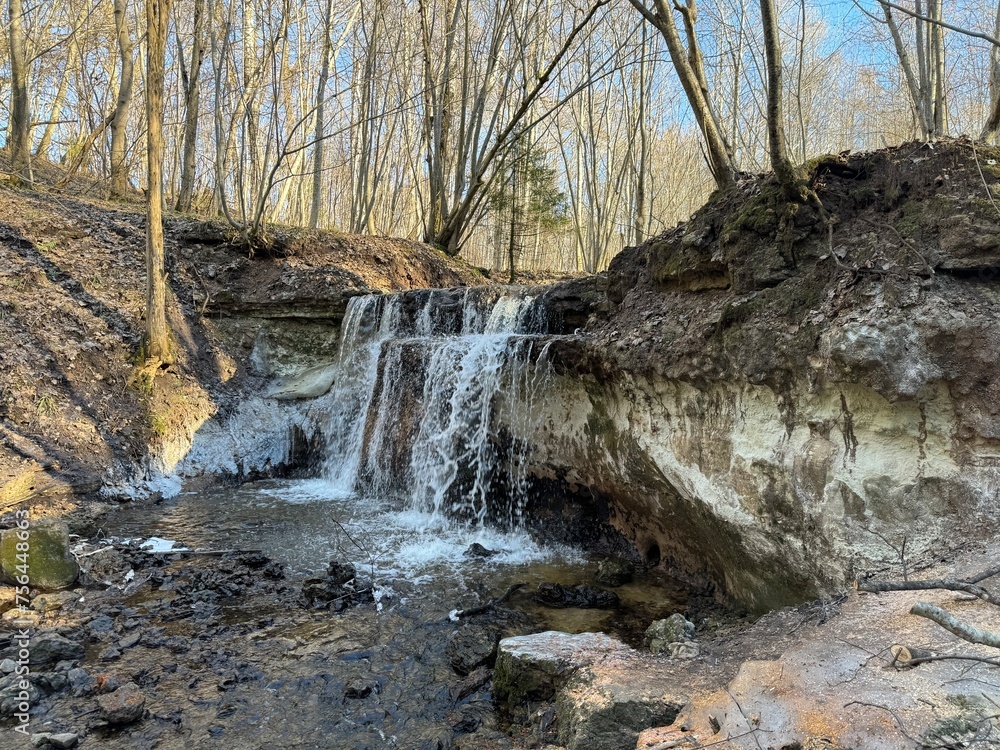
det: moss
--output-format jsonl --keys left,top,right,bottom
{"left": 0, "top": 518, "right": 79, "bottom": 590}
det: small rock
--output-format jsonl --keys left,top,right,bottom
{"left": 644, "top": 614, "right": 695, "bottom": 654}
{"left": 68, "top": 667, "right": 95, "bottom": 696}
{"left": 31, "top": 591, "right": 78, "bottom": 613}
{"left": 344, "top": 680, "right": 372, "bottom": 699}
{"left": 534, "top": 583, "right": 619, "bottom": 609}
{"left": 668, "top": 641, "right": 700, "bottom": 659}
{"left": 118, "top": 632, "right": 141, "bottom": 650}
{"left": 98, "top": 646, "right": 121, "bottom": 662}
{"left": 94, "top": 673, "right": 122, "bottom": 694}
{"left": 87, "top": 614, "right": 115, "bottom": 636}
{"left": 30, "top": 633, "right": 84, "bottom": 666}
{"left": 1, "top": 609, "right": 39, "bottom": 627}
{"left": 0, "top": 587, "right": 17, "bottom": 614}
{"left": 595, "top": 558, "right": 635, "bottom": 587}
{"left": 326, "top": 561, "right": 358, "bottom": 586}
{"left": 97, "top": 682, "right": 145, "bottom": 724}
{"left": 455, "top": 666, "right": 492, "bottom": 701}
{"left": 0, "top": 659, "right": 16, "bottom": 674}
{"left": 0, "top": 519, "right": 79, "bottom": 590}
{"left": 0, "top": 673, "right": 42, "bottom": 718}
{"left": 31, "top": 734, "right": 52, "bottom": 748}
{"left": 464, "top": 543, "right": 500, "bottom": 558}
{"left": 48, "top": 733, "right": 79, "bottom": 749}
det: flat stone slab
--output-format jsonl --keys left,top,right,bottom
{"left": 265, "top": 362, "right": 338, "bottom": 400}
{"left": 494, "top": 631, "right": 633, "bottom": 702}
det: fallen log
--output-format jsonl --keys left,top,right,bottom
{"left": 910, "top": 602, "right": 1000, "bottom": 649}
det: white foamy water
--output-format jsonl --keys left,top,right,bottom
{"left": 311, "top": 287, "right": 552, "bottom": 530}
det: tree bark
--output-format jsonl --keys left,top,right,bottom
{"left": 759, "top": 0, "right": 799, "bottom": 199}
{"left": 109, "top": 0, "right": 135, "bottom": 200}
{"left": 176, "top": 0, "right": 206, "bottom": 212}
{"left": 8, "top": 0, "right": 33, "bottom": 185}
{"left": 144, "top": 0, "right": 174, "bottom": 364}
{"left": 628, "top": 0, "right": 735, "bottom": 191}
{"left": 911, "top": 602, "right": 1000, "bottom": 648}
{"left": 308, "top": 0, "right": 334, "bottom": 229}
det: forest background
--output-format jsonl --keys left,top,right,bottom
{"left": 2, "top": 0, "right": 997, "bottom": 275}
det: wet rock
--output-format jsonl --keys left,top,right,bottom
{"left": 455, "top": 666, "right": 492, "bottom": 701}
{"left": 0, "top": 519, "right": 79, "bottom": 590}
{"left": 644, "top": 614, "right": 695, "bottom": 655}
{"left": 594, "top": 558, "right": 634, "bottom": 587}
{"left": 87, "top": 614, "right": 115, "bottom": 636}
{"left": 344, "top": 680, "right": 372, "bottom": 699}
{"left": 464, "top": 543, "right": 500, "bottom": 558}
{"left": 302, "top": 561, "right": 373, "bottom": 611}
{"left": 43, "top": 734, "right": 79, "bottom": 749}
{"left": 446, "top": 624, "right": 501, "bottom": 675}
{"left": 118, "top": 631, "right": 141, "bottom": 650}
{"left": 533, "top": 583, "right": 619, "bottom": 609}
{"left": 78, "top": 547, "right": 129, "bottom": 587}
{"left": 494, "top": 631, "right": 632, "bottom": 703}
{"left": 0, "top": 673, "right": 42, "bottom": 717}
{"left": 30, "top": 633, "right": 84, "bottom": 666}
{"left": 97, "top": 682, "right": 145, "bottom": 724}
{"left": 67, "top": 667, "right": 95, "bottom": 696}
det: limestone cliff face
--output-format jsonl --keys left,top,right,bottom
{"left": 519, "top": 142, "right": 1000, "bottom": 610}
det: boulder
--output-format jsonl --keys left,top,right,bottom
{"left": 556, "top": 665, "right": 685, "bottom": 750}
{"left": 0, "top": 519, "right": 79, "bottom": 590}
{"left": 493, "top": 631, "right": 632, "bottom": 703}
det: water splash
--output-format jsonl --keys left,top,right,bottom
{"left": 315, "top": 286, "right": 550, "bottom": 528}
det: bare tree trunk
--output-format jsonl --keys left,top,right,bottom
{"left": 8, "top": 0, "right": 33, "bottom": 185}
{"left": 759, "top": 0, "right": 799, "bottom": 199}
{"left": 109, "top": 0, "right": 135, "bottom": 199}
{"left": 144, "top": 0, "right": 174, "bottom": 364}
{"left": 983, "top": 0, "right": 1000, "bottom": 140}
{"left": 628, "top": 0, "right": 735, "bottom": 191}
{"left": 634, "top": 21, "right": 650, "bottom": 245}
{"left": 37, "top": 14, "right": 81, "bottom": 159}
{"left": 176, "top": 0, "right": 206, "bottom": 212}
{"left": 880, "top": 2, "right": 932, "bottom": 138}
{"left": 308, "top": 0, "right": 334, "bottom": 229}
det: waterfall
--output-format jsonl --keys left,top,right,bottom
{"left": 316, "top": 286, "right": 549, "bottom": 529}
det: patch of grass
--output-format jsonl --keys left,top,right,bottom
{"left": 148, "top": 412, "right": 167, "bottom": 437}
{"left": 35, "top": 394, "right": 58, "bottom": 416}
{"left": 128, "top": 369, "right": 155, "bottom": 399}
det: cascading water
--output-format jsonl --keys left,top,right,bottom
{"left": 315, "top": 286, "right": 549, "bottom": 531}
